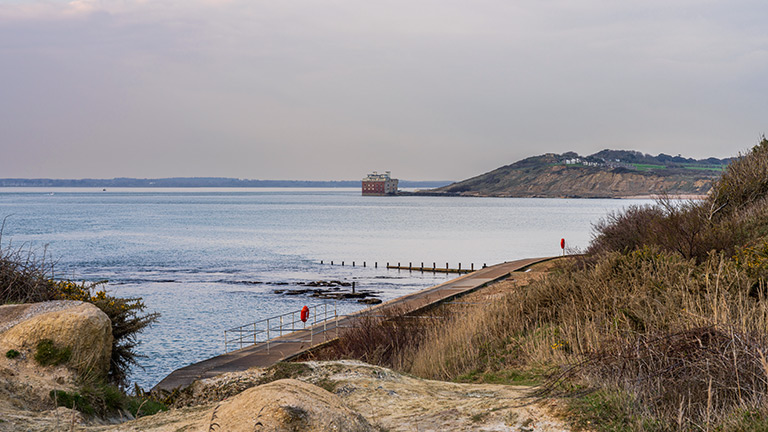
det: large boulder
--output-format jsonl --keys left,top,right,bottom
{"left": 0, "top": 301, "right": 112, "bottom": 378}
{"left": 206, "top": 378, "right": 372, "bottom": 432}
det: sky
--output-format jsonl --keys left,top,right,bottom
{"left": 0, "top": 0, "right": 766, "bottom": 181}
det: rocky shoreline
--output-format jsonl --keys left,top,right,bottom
{"left": 274, "top": 280, "right": 382, "bottom": 304}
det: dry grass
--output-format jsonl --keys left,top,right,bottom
{"left": 575, "top": 326, "right": 768, "bottom": 429}
{"left": 320, "top": 306, "right": 441, "bottom": 371}
{"left": 335, "top": 249, "right": 768, "bottom": 428}
{"left": 0, "top": 224, "right": 59, "bottom": 304}
{"left": 325, "top": 138, "right": 768, "bottom": 430}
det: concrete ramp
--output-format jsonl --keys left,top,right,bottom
{"left": 152, "top": 257, "right": 553, "bottom": 393}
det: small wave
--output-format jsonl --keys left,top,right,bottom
{"left": 110, "top": 278, "right": 178, "bottom": 284}
{"left": 224, "top": 290, "right": 259, "bottom": 295}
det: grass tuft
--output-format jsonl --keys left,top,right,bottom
{"left": 34, "top": 339, "right": 71, "bottom": 367}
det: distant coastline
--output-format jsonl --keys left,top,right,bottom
{"left": 414, "top": 149, "right": 731, "bottom": 199}
{"left": 0, "top": 177, "right": 451, "bottom": 189}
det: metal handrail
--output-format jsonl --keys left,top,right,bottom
{"left": 224, "top": 302, "right": 339, "bottom": 353}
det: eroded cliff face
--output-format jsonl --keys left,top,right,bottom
{"left": 435, "top": 165, "right": 715, "bottom": 198}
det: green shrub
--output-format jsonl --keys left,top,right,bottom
{"left": 567, "top": 390, "right": 640, "bottom": 432}
{"left": 5, "top": 349, "right": 19, "bottom": 359}
{"left": 50, "top": 390, "right": 95, "bottom": 416}
{"left": 710, "top": 136, "right": 768, "bottom": 217}
{"left": 51, "top": 381, "right": 167, "bottom": 418}
{"left": 34, "top": 339, "right": 71, "bottom": 367}
{"left": 590, "top": 137, "right": 768, "bottom": 262}
{"left": 127, "top": 397, "right": 167, "bottom": 418}
{"left": 0, "top": 234, "right": 159, "bottom": 387}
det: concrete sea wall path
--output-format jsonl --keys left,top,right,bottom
{"left": 152, "top": 257, "right": 553, "bottom": 393}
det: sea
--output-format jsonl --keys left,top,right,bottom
{"left": 0, "top": 187, "right": 650, "bottom": 389}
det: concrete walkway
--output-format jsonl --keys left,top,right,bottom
{"left": 151, "top": 257, "right": 553, "bottom": 393}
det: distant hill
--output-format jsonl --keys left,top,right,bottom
{"left": 0, "top": 177, "right": 451, "bottom": 189}
{"left": 420, "top": 150, "right": 733, "bottom": 198}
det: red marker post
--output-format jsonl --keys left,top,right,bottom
{"left": 560, "top": 238, "right": 565, "bottom": 256}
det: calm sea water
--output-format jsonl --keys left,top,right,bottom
{"left": 0, "top": 187, "right": 648, "bottom": 389}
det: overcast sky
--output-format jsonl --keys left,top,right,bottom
{"left": 0, "top": 0, "right": 766, "bottom": 181}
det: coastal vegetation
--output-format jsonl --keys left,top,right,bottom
{"left": 0, "top": 235, "right": 158, "bottom": 386}
{"left": 0, "top": 228, "right": 162, "bottom": 418}
{"left": 427, "top": 149, "right": 732, "bottom": 198}
{"left": 331, "top": 137, "right": 768, "bottom": 430}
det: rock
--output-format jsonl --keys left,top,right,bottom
{"left": 284, "top": 289, "right": 312, "bottom": 296}
{"left": 0, "top": 301, "right": 113, "bottom": 378}
{"left": 358, "top": 298, "right": 382, "bottom": 305}
{"left": 205, "top": 378, "right": 372, "bottom": 432}
{"left": 341, "top": 293, "right": 366, "bottom": 299}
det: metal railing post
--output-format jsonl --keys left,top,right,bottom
{"left": 223, "top": 303, "right": 346, "bottom": 354}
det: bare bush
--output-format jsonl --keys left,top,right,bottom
{"left": 325, "top": 307, "right": 439, "bottom": 371}
{"left": 576, "top": 327, "right": 768, "bottom": 429}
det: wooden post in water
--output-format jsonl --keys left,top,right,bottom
{"left": 363, "top": 262, "right": 366, "bottom": 267}
{"left": 352, "top": 261, "right": 355, "bottom": 267}
{"left": 342, "top": 261, "right": 344, "bottom": 266}
{"left": 331, "top": 261, "right": 333, "bottom": 265}
{"left": 433, "top": 262, "right": 436, "bottom": 272}
{"left": 420, "top": 262, "right": 424, "bottom": 272}
{"left": 459, "top": 263, "right": 461, "bottom": 272}
{"left": 471, "top": 263, "right": 474, "bottom": 271}
{"left": 446, "top": 262, "right": 449, "bottom": 271}
{"left": 375, "top": 262, "right": 378, "bottom": 268}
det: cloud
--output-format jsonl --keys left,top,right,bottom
{"left": 0, "top": 0, "right": 766, "bottom": 180}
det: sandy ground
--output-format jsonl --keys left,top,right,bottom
{"left": 302, "top": 360, "right": 570, "bottom": 432}
{"left": 0, "top": 361, "right": 570, "bottom": 431}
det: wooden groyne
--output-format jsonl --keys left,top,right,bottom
{"left": 320, "top": 260, "right": 484, "bottom": 274}
{"left": 386, "top": 262, "right": 477, "bottom": 274}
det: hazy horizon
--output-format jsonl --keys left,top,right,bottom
{"left": 0, "top": 147, "right": 736, "bottom": 182}
{"left": 1, "top": 1, "right": 765, "bottom": 181}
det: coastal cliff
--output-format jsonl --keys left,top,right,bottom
{"left": 422, "top": 150, "right": 729, "bottom": 198}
